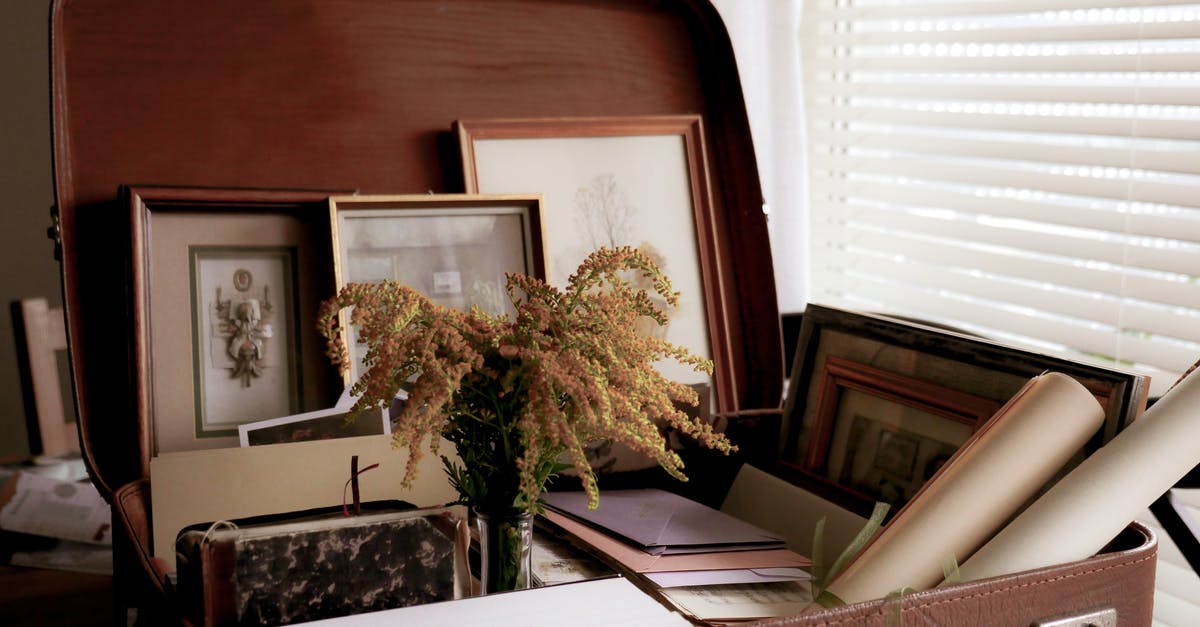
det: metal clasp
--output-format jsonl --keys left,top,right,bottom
{"left": 1033, "top": 607, "right": 1117, "bottom": 627}
{"left": 47, "top": 205, "right": 62, "bottom": 261}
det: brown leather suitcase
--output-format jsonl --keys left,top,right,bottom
{"left": 48, "top": 0, "right": 1155, "bottom": 623}
{"left": 174, "top": 503, "right": 470, "bottom": 626}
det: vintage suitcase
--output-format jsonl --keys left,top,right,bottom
{"left": 174, "top": 503, "right": 470, "bottom": 626}
{"left": 47, "top": 0, "right": 1155, "bottom": 623}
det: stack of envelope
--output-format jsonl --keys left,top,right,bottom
{"left": 541, "top": 488, "right": 811, "bottom": 588}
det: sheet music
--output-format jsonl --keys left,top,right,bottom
{"left": 658, "top": 580, "right": 813, "bottom": 621}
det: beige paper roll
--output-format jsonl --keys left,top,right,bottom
{"left": 824, "top": 372, "right": 1105, "bottom": 605}
{"left": 956, "top": 366, "right": 1200, "bottom": 583}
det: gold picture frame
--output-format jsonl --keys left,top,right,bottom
{"left": 328, "top": 193, "right": 547, "bottom": 384}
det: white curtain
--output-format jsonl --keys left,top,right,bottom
{"left": 711, "top": 0, "right": 810, "bottom": 314}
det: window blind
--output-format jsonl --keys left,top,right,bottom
{"left": 801, "top": 0, "right": 1200, "bottom": 396}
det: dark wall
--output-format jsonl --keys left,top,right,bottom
{"left": 0, "top": 0, "right": 62, "bottom": 458}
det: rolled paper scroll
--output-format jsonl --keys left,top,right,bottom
{"left": 821, "top": 372, "right": 1105, "bottom": 606}
{"left": 956, "top": 365, "right": 1200, "bottom": 583}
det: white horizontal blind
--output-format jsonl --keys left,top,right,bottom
{"left": 801, "top": 0, "right": 1200, "bottom": 396}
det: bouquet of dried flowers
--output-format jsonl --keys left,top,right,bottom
{"left": 318, "top": 246, "right": 735, "bottom": 515}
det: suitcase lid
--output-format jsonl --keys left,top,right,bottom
{"left": 50, "top": 0, "right": 782, "bottom": 497}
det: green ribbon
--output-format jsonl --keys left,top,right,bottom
{"left": 813, "top": 588, "right": 848, "bottom": 609}
{"left": 879, "top": 555, "right": 957, "bottom": 624}
{"left": 811, "top": 516, "right": 827, "bottom": 585}
{"left": 941, "top": 552, "right": 962, "bottom": 586}
{"left": 884, "top": 587, "right": 916, "bottom": 626}
{"left": 809, "top": 501, "right": 891, "bottom": 606}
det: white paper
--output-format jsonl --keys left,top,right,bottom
{"left": 956, "top": 367, "right": 1200, "bottom": 582}
{"left": 825, "top": 373, "right": 1105, "bottom": 604}
{"left": 296, "top": 576, "right": 691, "bottom": 626}
{"left": 0, "top": 472, "right": 111, "bottom": 545}
{"left": 531, "top": 533, "right": 614, "bottom": 586}
{"left": 646, "top": 567, "right": 810, "bottom": 588}
{"left": 658, "top": 580, "right": 812, "bottom": 621}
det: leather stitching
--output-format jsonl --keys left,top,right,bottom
{"left": 786, "top": 552, "right": 1156, "bottom": 626}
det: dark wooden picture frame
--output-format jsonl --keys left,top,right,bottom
{"left": 798, "top": 355, "right": 999, "bottom": 513}
{"left": 778, "top": 304, "right": 1151, "bottom": 516}
{"left": 128, "top": 186, "right": 346, "bottom": 455}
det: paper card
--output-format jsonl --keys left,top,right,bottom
{"left": 658, "top": 580, "right": 813, "bottom": 622}
{"left": 720, "top": 463, "right": 867, "bottom": 560}
{"left": 151, "top": 434, "right": 457, "bottom": 571}
{"left": 531, "top": 532, "right": 616, "bottom": 586}
{"left": 0, "top": 472, "right": 111, "bottom": 545}
{"left": 237, "top": 406, "right": 390, "bottom": 447}
{"left": 645, "top": 567, "right": 811, "bottom": 588}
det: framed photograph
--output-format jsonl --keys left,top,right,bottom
{"left": 778, "top": 304, "right": 1152, "bottom": 515}
{"left": 329, "top": 194, "right": 546, "bottom": 383}
{"left": 238, "top": 406, "right": 390, "bottom": 447}
{"left": 799, "top": 356, "right": 998, "bottom": 513}
{"left": 455, "top": 115, "right": 736, "bottom": 413}
{"left": 190, "top": 246, "right": 300, "bottom": 439}
{"left": 128, "top": 186, "right": 346, "bottom": 454}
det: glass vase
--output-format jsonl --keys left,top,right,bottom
{"left": 473, "top": 509, "right": 534, "bottom": 594}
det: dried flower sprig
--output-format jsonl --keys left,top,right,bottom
{"left": 318, "top": 246, "right": 735, "bottom": 512}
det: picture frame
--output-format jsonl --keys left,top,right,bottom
{"left": 238, "top": 406, "right": 390, "bottom": 447}
{"left": 454, "top": 115, "right": 735, "bottom": 413}
{"left": 128, "top": 186, "right": 346, "bottom": 454}
{"left": 329, "top": 193, "right": 547, "bottom": 383}
{"left": 777, "top": 304, "right": 1152, "bottom": 516}
{"left": 799, "top": 356, "right": 999, "bottom": 513}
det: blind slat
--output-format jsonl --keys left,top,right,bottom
{"left": 807, "top": 106, "right": 1200, "bottom": 141}
{"left": 813, "top": 246, "right": 1200, "bottom": 346}
{"left": 807, "top": 53, "right": 1200, "bottom": 73}
{"left": 814, "top": 251, "right": 1126, "bottom": 323}
{"left": 810, "top": 0, "right": 1200, "bottom": 20}
{"left": 814, "top": 152, "right": 1200, "bottom": 206}
{"left": 804, "top": 0, "right": 1200, "bottom": 392}
{"left": 809, "top": 225, "right": 1200, "bottom": 311}
{"left": 818, "top": 285, "right": 1200, "bottom": 373}
{"left": 811, "top": 201, "right": 1200, "bottom": 276}
{"left": 808, "top": 127, "right": 1200, "bottom": 176}
{"left": 813, "top": 280, "right": 1128, "bottom": 357}
{"left": 809, "top": 176, "right": 1200, "bottom": 240}
{"left": 812, "top": 79, "right": 1200, "bottom": 107}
